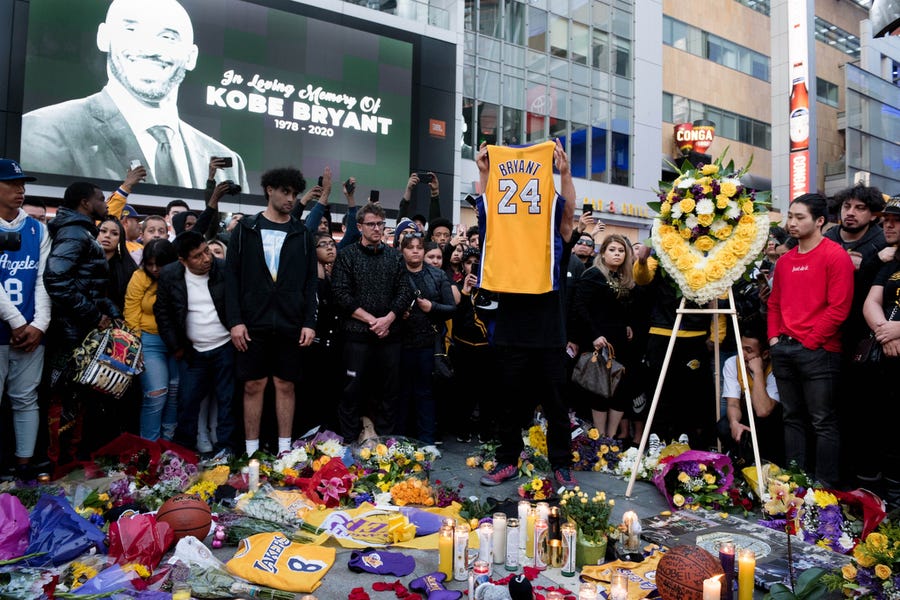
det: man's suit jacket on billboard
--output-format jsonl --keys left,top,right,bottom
{"left": 21, "top": 89, "right": 249, "bottom": 190}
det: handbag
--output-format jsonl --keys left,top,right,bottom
{"left": 70, "top": 322, "right": 144, "bottom": 399}
{"left": 432, "top": 326, "right": 454, "bottom": 380}
{"left": 572, "top": 343, "right": 626, "bottom": 398}
{"left": 853, "top": 303, "right": 899, "bottom": 364}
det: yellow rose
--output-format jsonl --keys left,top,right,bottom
{"left": 731, "top": 238, "right": 751, "bottom": 256}
{"left": 875, "top": 564, "right": 892, "bottom": 580}
{"left": 713, "top": 225, "right": 734, "bottom": 240}
{"left": 675, "top": 253, "right": 696, "bottom": 271}
{"left": 698, "top": 464, "right": 707, "bottom": 471}
{"left": 659, "top": 224, "right": 676, "bottom": 236}
{"left": 736, "top": 224, "right": 756, "bottom": 240}
{"left": 360, "top": 448, "right": 372, "bottom": 460}
{"left": 599, "top": 444, "right": 609, "bottom": 453}
{"left": 667, "top": 189, "right": 677, "bottom": 203}
{"left": 660, "top": 202, "right": 671, "bottom": 216}
{"left": 694, "top": 236, "right": 716, "bottom": 253}
{"left": 697, "top": 213, "right": 714, "bottom": 227}
{"left": 412, "top": 464, "right": 423, "bottom": 472}
{"left": 673, "top": 493, "right": 685, "bottom": 507}
{"left": 841, "top": 564, "right": 857, "bottom": 581}
{"left": 719, "top": 250, "right": 738, "bottom": 270}
{"left": 697, "top": 177, "right": 711, "bottom": 187}
{"left": 593, "top": 462, "right": 602, "bottom": 471}
{"left": 483, "top": 460, "right": 495, "bottom": 472}
{"left": 739, "top": 215, "right": 756, "bottom": 225}
{"left": 680, "top": 227, "right": 693, "bottom": 239}
{"left": 701, "top": 164, "right": 719, "bottom": 175}
{"left": 572, "top": 451, "right": 580, "bottom": 462}
{"left": 703, "top": 473, "right": 717, "bottom": 484}
{"left": 720, "top": 181, "right": 737, "bottom": 197}
{"left": 679, "top": 198, "right": 696, "bottom": 214}
{"left": 686, "top": 271, "right": 707, "bottom": 290}
{"left": 741, "top": 201, "right": 755, "bottom": 215}
{"left": 678, "top": 472, "right": 690, "bottom": 483}
{"left": 661, "top": 234, "right": 679, "bottom": 251}
{"left": 867, "top": 532, "right": 888, "bottom": 552}
{"left": 701, "top": 184, "right": 712, "bottom": 195}
{"left": 707, "top": 262, "right": 727, "bottom": 281}
{"left": 465, "top": 456, "right": 477, "bottom": 467}
{"left": 854, "top": 545, "right": 877, "bottom": 568}
{"left": 375, "top": 443, "right": 388, "bottom": 457}
{"left": 414, "top": 451, "right": 425, "bottom": 461}
{"left": 588, "top": 428, "right": 600, "bottom": 440}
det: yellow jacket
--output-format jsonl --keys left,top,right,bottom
{"left": 124, "top": 269, "right": 158, "bottom": 335}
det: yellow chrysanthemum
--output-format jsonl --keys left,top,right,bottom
{"left": 875, "top": 564, "right": 892, "bottom": 580}
{"left": 812, "top": 489, "right": 838, "bottom": 508}
{"left": 660, "top": 202, "right": 672, "bottom": 216}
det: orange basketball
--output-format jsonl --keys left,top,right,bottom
{"left": 156, "top": 494, "right": 212, "bottom": 542}
{"left": 655, "top": 544, "right": 724, "bottom": 600}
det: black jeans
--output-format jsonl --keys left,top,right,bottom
{"left": 494, "top": 345, "right": 570, "bottom": 469}
{"left": 770, "top": 340, "right": 841, "bottom": 487}
{"left": 339, "top": 340, "right": 401, "bottom": 441}
{"left": 174, "top": 343, "right": 236, "bottom": 453}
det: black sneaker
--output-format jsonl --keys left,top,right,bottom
{"left": 554, "top": 467, "right": 577, "bottom": 488}
{"left": 480, "top": 463, "right": 518, "bottom": 486}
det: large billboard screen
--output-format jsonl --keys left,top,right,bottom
{"left": 18, "top": 0, "right": 424, "bottom": 208}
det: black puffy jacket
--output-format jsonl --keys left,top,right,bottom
{"left": 44, "top": 207, "right": 120, "bottom": 349}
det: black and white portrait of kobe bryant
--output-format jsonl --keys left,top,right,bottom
{"left": 21, "top": 0, "right": 249, "bottom": 190}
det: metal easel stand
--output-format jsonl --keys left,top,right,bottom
{"left": 625, "top": 288, "right": 768, "bottom": 503}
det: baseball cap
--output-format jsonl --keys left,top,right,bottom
{"left": 0, "top": 159, "right": 37, "bottom": 182}
{"left": 877, "top": 197, "right": 900, "bottom": 217}
{"left": 121, "top": 205, "right": 146, "bottom": 219}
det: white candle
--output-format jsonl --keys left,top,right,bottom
{"left": 610, "top": 572, "right": 628, "bottom": 600}
{"left": 703, "top": 575, "right": 722, "bottom": 600}
{"left": 248, "top": 459, "right": 260, "bottom": 492}
{"left": 492, "top": 513, "right": 507, "bottom": 565}
{"left": 622, "top": 510, "right": 641, "bottom": 551}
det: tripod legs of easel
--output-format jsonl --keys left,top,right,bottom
{"left": 625, "top": 289, "right": 768, "bottom": 502}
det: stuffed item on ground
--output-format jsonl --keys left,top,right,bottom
{"left": 399, "top": 507, "right": 443, "bottom": 536}
{"left": 409, "top": 572, "right": 462, "bottom": 600}
{"left": 475, "top": 582, "right": 513, "bottom": 600}
{"left": 507, "top": 574, "right": 534, "bottom": 600}
{"left": 226, "top": 532, "right": 335, "bottom": 593}
{"left": 348, "top": 548, "right": 415, "bottom": 576}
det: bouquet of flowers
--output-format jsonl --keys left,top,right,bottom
{"left": 649, "top": 149, "right": 771, "bottom": 304}
{"left": 613, "top": 446, "right": 660, "bottom": 480}
{"left": 353, "top": 437, "right": 437, "bottom": 497}
{"left": 570, "top": 426, "right": 622, "bottom": 473}
{"left": 389, "top": 478, "right": 435, "bottom": 506}
{"left": 518, "top": 476, "right": 554, "bottom": 501}
{"left": 433, "top": 479, "right": 465, "bottom": 508}
{"left": 140, "top": 450, "right": 199, "bottom": 510}
{"left": 652, "top": 450, "right": 734, "bottom": 511}
{"left": 823, "top": 519, "right": 900, "bottom": 598}
{"left": 559, "top": 488, "right": 614, "bottom": 543}
{"left": 465, "top": 441, "right": 499, "bottom": 471}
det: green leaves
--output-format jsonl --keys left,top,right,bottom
{"left": 765, "top": 567, "right": 829, "bottom": 600}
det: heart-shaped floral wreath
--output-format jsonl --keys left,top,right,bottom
{"left": 648, "top": 151, "right": 771, "bottom": 305}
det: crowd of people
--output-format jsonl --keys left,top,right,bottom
{"left": 1, "top": 152, "right": 898, "bottom": 508}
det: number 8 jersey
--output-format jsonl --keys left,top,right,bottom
{"left": 475, "top": 140, "right": 565, "bottom": 294}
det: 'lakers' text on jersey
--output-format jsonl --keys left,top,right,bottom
{"left": 476, "top": 141, "right": 564, "bottom": 294}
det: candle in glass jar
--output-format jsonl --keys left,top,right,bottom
{"left": 454, "top": 523, "right": 470, "bottom": 581}
{"left": 737, "top": 549, "right": 755, "bottom": 600}
{"left": 610, "top": 572, "right": 629, "bottom": 600}
{"left": 622, "top": 510, "right": 641, "bottom": 551}
{"left": 525, "top": 507, "right": 536, "bottom": 559}
{"left": 718, "top": 539, "right": 735, "bottom": 599}
{"left": 478, "top": 522, "right": 494, "bottom": 564}
{"left": 517, "top": 501, "right": 531, "bottom": 552}
{"left": 578, "top": 582, "right": 598, "bottom": 600}
{"left": 548, "top": 538, "right": 563, "bottom": 568}
{"left": 492, "top": 513, "right": 507, "bottom": 564}
{"left": 438, "top": 523, "right": 454, "bottom": 578}
{"left": 703, "top": 575, "right": 722, "bottom": 600}
{"left": 248, "top": 459, "right": 260, "bottom": 492}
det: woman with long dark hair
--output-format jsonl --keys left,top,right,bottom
{"left": 571, "top": 234, "right": 640, "bottom": 440}
{"left": 124, "top": 238, "right": 179, "bottom": 440}
{"left": 96, "top": 216, "right": 137, "bottom": 312}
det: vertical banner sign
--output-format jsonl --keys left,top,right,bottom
{"left": 788, "top": 0, "right": 811, "bottom": 200}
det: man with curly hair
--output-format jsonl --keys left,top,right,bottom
{"left": 225, "top": 167, "right": 318, "bottom": 459}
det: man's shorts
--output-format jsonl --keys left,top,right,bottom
{"left": 235, "top": 332, "right": 303, "bottom": 382}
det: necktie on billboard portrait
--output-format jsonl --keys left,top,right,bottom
{"left": 147, "top": 125, "right": 179, "bottom": 186}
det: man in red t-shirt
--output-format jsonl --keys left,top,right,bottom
{"left": 767, "top": 193, "right": 854, "bottom": 487}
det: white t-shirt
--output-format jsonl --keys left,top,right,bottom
{"left": 721, "top": 355, "right": 780, "bottom": 402}
{"left": 184, "top": 269, "right": 231, "bottom": 353}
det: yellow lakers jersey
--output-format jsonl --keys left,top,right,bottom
{"left": 476, "top": 141, "right": 565, "bottom": 294}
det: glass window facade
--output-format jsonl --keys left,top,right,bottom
{"left": 815, "top": 17, "right": 861, "bottom": 58}
{"left": 844, "top": 62, "right": 900, "bottom": 192}
{"left": 663, "top": 16, "right": 770, "bottom": 81}
{"left": 663, "top": 93, "right": 771, "bottom": 150}
{"left": 816, "top": 77, "right": 840, "bottom": 108}
{"left": 464, "top": 0, "right": 635, "bottom": 186}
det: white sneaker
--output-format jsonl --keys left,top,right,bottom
{"left": 678, "top": 433, "right": 690, "bottom": 445}
{"left": 648, "top": 433, "right": 661, "bottom": 456}
{"left": 197, "top": 438, "right": 213, "bottom": 454}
